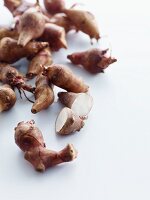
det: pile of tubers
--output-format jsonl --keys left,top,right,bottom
{"left": 0, "top": 0, "right": 117, "bottom": 172}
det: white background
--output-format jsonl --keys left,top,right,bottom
{"left": 0, "top": 0, "right": 150, "bottom": 199}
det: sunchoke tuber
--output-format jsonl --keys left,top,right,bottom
{"left": 44, "top": 0, "right": 65, "bottom": 15}
{"left": 43, "top": 64, "right": 89, "bottom": 93}
{"left": 67, "top": 48, "right": 117, "bottom": 73}
{"left": 31, "top": 74, "right": 54, "bottom": 114}
{"left": 4, "top": 0, "right": 21, "bottom": 14}
{"left": 0, "top": 28, "right": 18, "bottom": 40}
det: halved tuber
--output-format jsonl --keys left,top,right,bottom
{"left": 0, "top": 37, "right": 49, "bottom": 63}
{"left": 18, "top": 7, "right": 46, "bottom": 46}
{"left": 44, "top": 0, "right": 65, "bottom": 15}
{"left": 31, "top": 74, "right": 54, "bottom": 114}
{"left": 0, "top": 28, "right": 18, "bottom": 40}
{"left": 67, "top": 48, "right": 117, "bottom": 73}
{"left": 43, "top": 64, "right": 89, "bottom": 93}
{"left": 58, "top": 92, "right": 93, "bottom": 118}
{"left": 64, "top": 9, "right": 100, "bottom": 40}
{"left": 27, "top": 48, "right": 53, "bottom": 79}
{"left": 56, "top": 107, "right": 84, "bottom": 135}
{"left": 15, "top": 120, "right": 77, "bottom": 171}
{"left": 15, "top": 120, "right": 45, "bottom": 152}
{"left": 0, "top": 84, "right": 16, "bottom": 112}
{"left": 39, "top": 23, "right": 67, "bottom": 51}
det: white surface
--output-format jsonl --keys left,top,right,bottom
{"left": 0, "top": 0, "right": 150, "bottom": 200}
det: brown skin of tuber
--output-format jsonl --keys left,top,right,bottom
{"left": 18, "top": 7, "right": 46, "bottom": 46}
{"left": 0, "top": 37, "right": 49, "bottom": 63}
{"left": 43, "top": 64, "right": 89, "bottom": 93}
{"left": 15, "top": 120, "right": 45, "bottom": 152}
{"left": 49, "top": 13, "right": 74, "bottom": 33}
{"left": 15, "top": 120, "right": 77, "bottom": 171}
{"left": 39, "top": 23, "right": 67, "bottom": 51}
{"left": 27, "top": 48, "right": 53, "bottom": 79}
{"left": 31, "top": 74, "right": 54, "bottom": 114}
{"left": 44, "top": 0, "right": 65, "bottom": 15}
{"left": 0, "top": 28, "right": 18, "bottom": 40}
{"left": 0, "top": 84, "right": 16, "bottom": 112}
{"left": 67, "top": 48, "right": 117, "bottom": 74}
{"left": 4, "top": 0, "right": 21, "bottom": 14}
{"left": 64, "top": 9, "right": 100, "bottom": 40}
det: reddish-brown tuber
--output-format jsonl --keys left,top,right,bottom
{"left": 31, "top": 74, "right": 54, "bottom": 114}
{"left": 39, "top": 23, "right": 67, "bottom": 51}
{"left": 0, "top": 28, "right": 18, "bottom": 40}
{"left": 18, "top": 7, "right": 46, "bottom": 46}
{"left": 64, "top": 9, "right": 100, "bottom": 40}
{"left": 4, "top": 0, "right": 21, "bottom": 14}
{"left": 27, "top": 48, "right": 53, "bottom": 79}
{"left": 15, "top": 120, "right": 77, "bottom": 171}
{"left": 0, "top": 84, "right": 16, "bottom": 112}
{"left": 44, "top": 0, "right": 65, "bottom": 15}
{"left": 43, "top": 64, "right": 89, "bottom": 93}
{"left": 56, "top": 107, "right": 84, "bottom": 135}
{"left": 0, "top": 37, "right": 49, "bottom": 63}
{"left": 67, "top": 48, "right": 117, "bottom": 74}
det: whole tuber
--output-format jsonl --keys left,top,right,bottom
{"left": 0, "top": 28, "right": 18, "bottom": 40}
{"left": 44, "top": 0, "right": 65, "bottom": 15}
{"left": 4, "top": 0, "right": 21, "bottom": 14}
{"left": 67, "top": 48, "right": 117, "bottom": 73}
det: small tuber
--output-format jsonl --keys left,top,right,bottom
{"left": 64, "top": 8, "right": 100, "bottom": 40}
{"left": 31, "top": 74, "right": 54, "bottom": 114}
{"left": 44, "top": 0, "right": 65, "bottom": 15}
{"left": 27, "top": 48, "right": 53, "bottom": 79}
{"left": 56, "top": 107, "right": 84, "bottom": 135}
{"left": 67, "top": 48, "right": 117, "bottom": 73}
{"left": 15, "top": 120, "right": 77, "bottom": 171}
{"left": 0, "top": 84, "right": 16, "bottom": 112}
{"left": 0, "top": 37, "right": 49, "bottom": 63}
{"left": 58, "top": 92, "right": 93, "bottom": 119}
{"left": 4, "top": 0, "right": 21, "bottom": 14}
{"left": 0, "top": 27, "right": 18, "bottom": 40}
{"left": 18, "top": 7, "right": 46, "bottom": 46}
{"left": 43, "top": 64, "right": 89, "bottom": 93}
{"left": 39, "top": 23, "right": 67, "bottom": 51}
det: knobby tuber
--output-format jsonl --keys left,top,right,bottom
{"left": 0, "top": 37, "right": 49, "bottom": 63}
{"left": 18, "top": 7, "right": 46, "bottom": 46}
{"left": 31, "top": 74, "right": 54, "bottom": 114}
{"left": 0, "top": 84, "right": 16, "bottom": 112}
{"left": 67, "top": 48, "right": 117, "bottom": 73}
{"left": 39, "top": 23, "right": 67, "bottom": 51}
{"left": 49, "top": 13, "right": 74, "bottom": 33}
{"left": 64, "top": 9, "right": 100, "bottom": 40}
{"left": 0, "top": 28, "right": 18, "bottom": 40}
{"left": 43, "top": 64, "right": 89, "bottom": 93}
{"left": 44, "top": 0, "right": 65, "bottom": 15}
{"left": 27, "top": 48, "right": 53, "bottom": 79}
{"left": 15, "top": 120, "right": 77, "bottom": 171}
{"left": 56, "top": 107, "right": 84, "bottom": 135}
{"left": 58, "top": 92, "right": 93, "bottom": 118}
{"left": 4, "top": 0, "right": 21, "bottom": 14}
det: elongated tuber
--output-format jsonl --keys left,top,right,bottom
{"left": 27, "top": 48, "right": 53, "bottom": 79}
{"left": 67, "top": 48, "right": 117, "bottom": 73}
{"left": 15, "top": 120, "right": 45, "bottom": 152}
{"left": 43, "top": 64, "right": 89, "bottom": 93}
{"left": 4, "top": 0, "right": 21, "bottom": 14}
{"left": 0, "top": 84, "right": 16, "bottom": 112}
{"left": 15, "top": 120, "right": 77, "bottom": 171}
{"left": 44, "top": 0, "right": 65, "bottom": 15}
{"left": 64, "top": 9, "right": 100, "bottom": 40}
{"left": 0, "top": 28, "right": 18, "bottom": 40}
{"left": 58, "top": 92, "right": 93, "bottom": 118}
{"left": 49, "top": 13, "right": 74, "bottom": 33}
{"left": 56, "top": 107, "right": 84, "bottom": 135}
{"left": 31, "top": 74, "right": 54, "bottom": 114}
{"left": 18, "top": 7, "right": 46, "bottom": 46}
{"left": 39, "top": 23, "right": 67, "bottom": 51}
{"left": 0, "top": 37, "right": 49, "bottom": 63}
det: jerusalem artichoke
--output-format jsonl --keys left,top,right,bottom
{"left": 58, "top": 92, "right": 93, "bottom": 118}
{"left": 64, "top": 9, "right": 100, "bottom": 40}
{"left": 0, "top": 28, "right": 18, "bottom": 40}
{"left": 4, "top": 0, "right": 21, "bottom": 14}
{"left": 31, "top": 74, "right": 54, "bottom": 114}
{"left": 39, "top": 23, "right": 67, "bottom": 51}
{"left": 27, "top": 48, "right": 53, "bottom": 79}
{"left": 44, "top": 0, "right": 65, "bottom": 15}
{"left": 0, "top": 37, "right": 49, "bottom": 63}
{"left": 0, "top": 84, "right": 16, "bottom": 112}
{"left": 67, "top": 48, "right": 117, "bottom": 73}
{"left": 43, "top": 64, "right": 89, "bottom": 93}
{"left": 56, "top": 107, "right": 84, "bottom": 135}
